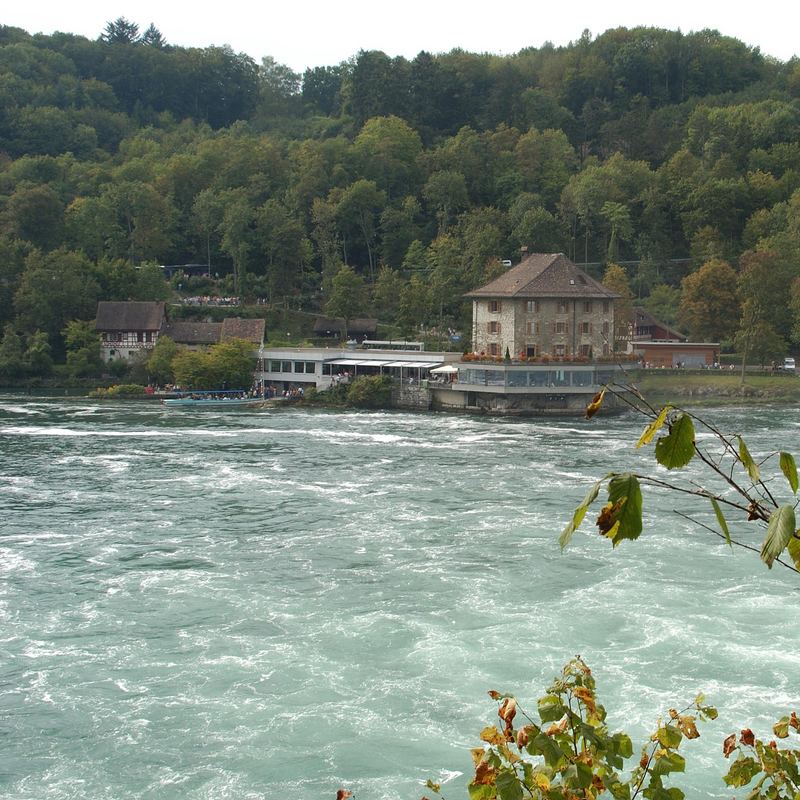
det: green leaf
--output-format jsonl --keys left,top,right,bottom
{"left": 787, "top": 537, "right": 800, "bottom": 570}
{"left": 560, "top": 479, "right": 603, "bottom": 549}
{"left": 651, "top": 751, "right": 685, "bottom": 775}
{"left": 656, "top": 724, "right": 683, "bottom": 749}
{"left": 468, "top": 783, "right": 496, "bottom": 800}
{"left": 608, "top": 781, "right": 632, "bottom": 800}
{"left": 773, "top": 717, "right": 791, "bottom": 739}
{"left": 737, "top": 436, "right": 761, "bottom": 483}
{"left": 532, "top": 733, "right": 564, "bottom": 768}
{"left": 654, "top": 413, "right": 695, "bottom": 470}
{"left": 606, "top": 473, "right": 643, "bottom": 544}
{"left": 637, "top": 406, "right": 672, "bottom": 448}
{"left": 760, "top": 505, "right": 797, "bottom": 568}
{"left": 779, "top": 452, "right": 798, "bottom": 494}
{"left": 537, "top": 695, "right": 566, "bottom": 723}
{"left": 723, "top": 755, "right": 761, "bottom": 787}
{"left": 710, "top": 498, "right": 732, "bottom": 547}
{"left": 496, "top": 769, "right": 524, "bottom": 800}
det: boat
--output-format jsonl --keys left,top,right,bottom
{"left": 162, "top": 390, "right": 265, "bottom": 408}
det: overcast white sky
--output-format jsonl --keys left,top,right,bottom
{"left": 4, "top": 0, "right": 798, "bottom": 73}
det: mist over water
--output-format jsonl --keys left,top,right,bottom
{"left": 1, "top": 397, "right": 798, "bottom": 799}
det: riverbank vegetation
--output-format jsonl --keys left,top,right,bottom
{"left": 2, "top": 22, "right": 800, "bottom": 375}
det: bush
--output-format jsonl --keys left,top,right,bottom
{"left": 89, "top": 383, "right": 148, "bottom": 398}
{"left": 345, "top": 375, "right": 392, "bottom": 408}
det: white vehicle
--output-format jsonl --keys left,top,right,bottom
{"left": 783, "top": 357, "right": 796, "bottom": 372}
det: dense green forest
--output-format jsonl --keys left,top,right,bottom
{"left": 2, "top": 18, "right": 800, "bottom": 375}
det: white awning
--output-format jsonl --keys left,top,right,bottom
{"left": 326, "top": 358, "right": 363, "bottom": 366}
{"left": 430, "top": 365, "right": 459, "bottom": 374}
{"left": 382, "top": 361, "right": 441, "bottom": 368}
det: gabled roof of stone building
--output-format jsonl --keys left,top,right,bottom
{"left": 95, "top": 301, "right": 166, "bottom": 331}
{"left": 220, "top": 317, "right": 265, "bottom": 344}
{"left": 465, "top": 253, "right": 619, "bottom": 299}
{"left": 162, "top": 321, "right": 222, "bottom": 345}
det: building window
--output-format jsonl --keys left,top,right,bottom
{"left": 488, "top": 300, "right": 501, "bottom": 313}
{"left": 580, "top": 344, "right": 592, "bottom": 357}
{"left": 145, "top": 331, "right": 152, "bottom": 343}
{"left": 580, "top": 321, "right": 591, "bottom": 335}
{"left": 526, "top": 300, "right": 539, "bottom": 313}
{"left": 489, "top": 343, "right": 499, "bottom": 356}
{"left": 526, "top": 345, "right": 536, "bottom": 357}
{"left": 555, "top": 321, "right": 567, "bottom": 334}
{"left": 558, "top": 300, "right": 568, "bottom": 314}
{"left": 137, "top": 332, "right": 144, "bottom": 343}
{"left": 282, "top": 361, "right": 292, "bottom": 373}
{"left": 294, "top": 362, "right": 306, "bottom": 373}
{"left": 525, "top": 321, "right": 540, "bottom": 336}
{"left": 488, "top": 321, "right": 501, "bottom": 334}
{"left": 305, "top": 362, "right": 316, "bottom": 373}
{"left": 583, "top": 301, "right": 592, "bottom": 313}
{"left": 602, "top": 321, "right": 610, "bottom": 336}
{"left": 603, "top": 300, "right": 610, "bottom": 313}
{"left": 554, "top": 344, "right": 566, "bottom": 357}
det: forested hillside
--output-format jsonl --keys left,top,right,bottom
{"left": 1, "top": 19, "right": 800, "bottom": 371}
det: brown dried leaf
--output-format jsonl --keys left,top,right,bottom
{"left": 596, "top": 501, "right": 622, "bottom": 535}
{"left": 473, "top": 761, "right": 497, "bottom": 786}
{"left": 487, "top": 690, "right": 501, "bottom": 700}
{"left": 723, "top": 733, "right": 737, "bottom": 757}
{"left": 740, "top": 728, "right": 755, "bottom": 747}
{"left": 498, "top": 697, "right": 517, "bottom": 725}
{"left": 669, "top": 708, "right": 679, "bottom": 720}
{"left": 516, "top": 726, "right": 530, "bottom": 749}
{"left": 471, "top": 747, "right": 486, "bottom": 766}
{"left": 545, "top": 713, "right": 569, "bottom": 736}
{"left": 573, "top": 686, "right": 596, "bottom": 716}
{"left": 678, "top": 716, "right": 700, "bottom": 740}
{"left": 336, "top": 791, "right": 353, "bottom": 800}
{"left": 790, "top": 712, "right": 799, "bottom": 731}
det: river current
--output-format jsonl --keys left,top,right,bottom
{"left": 1, "top": 397, "right": 798, "bottom": 799}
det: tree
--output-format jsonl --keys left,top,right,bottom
{"left": 642, "top": 284, "right": 681, "bottom": 327}
{"left": 146, "top": 336, "right": 179, "bottom": 386}
{"left": 372, "top": 266, "right": 404, "bottom": 324}
{"left": 101, "top": 18, "right": 139, "bottom": 45}
{"left": 325, "top": 265, "right": 367, "bottom": 342}
{"left": 335, "top": 180, "right": 386, "bottom": 281}
{"left": 14, "top": 248, "right": 101, "bottom": 357}
{"left": 602, "top": 263, "right": 634, "bottom": 350}
{"left": 63, "top": 319, "right": 101, "bottom": 377}
{"left": 678, "top": 258, "right": 740, "bottom": 342}
{"left": 23, "top": 330, "right": 53, "bottom": 376}
{"left": 139, "top": 24, "right": 166, "bottom": 48}
{"left": 0, "top": 324, "right": 25, "bottom": 379}
{"left": 600, "top": 201, "right": 632, "bottom": 263}
{"left": 423, "top": 171, "right": 468, "bottom": 234}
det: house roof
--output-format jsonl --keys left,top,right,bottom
{"left": 633, "top": 307, "right": 687, "bottom": 342}
{"left": 162, "top": 321, "right": 221, "bottom": 345}
{"left": 313, "top": 317, "right": 378, "bottom": 335}
{"left": 220, "top": 317, "right": 265, "bottom": 344}
{"left": 95, "top": 301, "right": 166, "bottom": 331}
{"left": 465, "top": 253, "right": 619, "bottom": 299}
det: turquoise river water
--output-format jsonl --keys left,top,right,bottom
{"left": 1, "top": 397, "right": 798, "bottom": 799}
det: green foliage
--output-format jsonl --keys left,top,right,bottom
{"left": 345, "top": 375, "right": 392, "bottom": 408}
{"left": 89, "top": 383, "right": 147, "bottom": 398}
{"left": 146, "top": 336, "right": 179, "bottom": 385}
{"left": 461, "top": 658, "right": 718, "bottom": 800}
{"left": 62, "top": 319, "right": 101, "bottom": 377}
{"left": 171, "top": 338, "right": 255, "bottom": 389}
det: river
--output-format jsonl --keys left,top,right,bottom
{"left": 1, "top": 397, "right": 798, "bottom": 799}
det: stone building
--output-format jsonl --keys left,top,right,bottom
{"left": 466, "top": 253, "right": 619, "bottom": 358}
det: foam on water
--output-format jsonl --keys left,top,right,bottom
{"left": 1, "top": 397, "right": 798, "bottom": 799}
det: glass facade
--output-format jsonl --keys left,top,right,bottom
{"left": 461, "top": 367, "right": 604, "bottom": 388}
